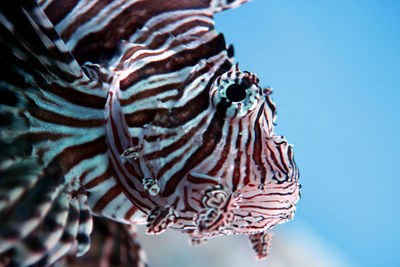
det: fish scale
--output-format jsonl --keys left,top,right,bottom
{"left": 0, "top": 0, "right": 300, "bottom": 265}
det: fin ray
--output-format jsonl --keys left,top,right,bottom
{"left": 0, "top": 1, "right": 104, "bottom": 264}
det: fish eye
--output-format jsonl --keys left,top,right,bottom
{"left": 210, "top": 70, "right": 262, "bottom": 119}
{"left": 226, "top": 83, "right": 247, "bottom": 102}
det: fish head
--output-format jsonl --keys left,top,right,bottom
{"left": 107, "top": 55, "right": 301, "bottom": 240}
{"left": 182, "top": 66, "right": 301, "bottom": 237}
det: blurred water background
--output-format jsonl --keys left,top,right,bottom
{"left": 136, "top": 1, "right": 400, "bottom": 266}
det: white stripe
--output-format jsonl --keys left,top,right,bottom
{"left": 152, "top": 136, "right": 202, "bottom": 189}
{"left": 105, "top": 101, "right": 155, "bottom": 208}
{"left": 38, "top": 0, "right": 54, "bottom": 10}
{"left": 247, "top": 110, "right": 260, "bottom": 182}
{"left": 55, "top": 0, "right": 100, "bottom": 33}
{"left": 120, "top": 51, "right": 226, "bottom": 117}
{"left": 31, "top": 127, "right": 104, "bottom": 164}
{"left": 127, "top": 209, "right": 147, "bottom": 224}
{"left": 122, "top": 89, "right": 178, "bottom": 114}
{"left": 129, "top": 9, "right": 213, "bottom": 43}
{"left": 119, "top": 65, "right": 192, "bottom": 99}
{"left": 25, "top": 108, "right": 103, "bottom": 134}
{"left": 140, "top": 16, "right": 214, "bottom": 47}
{"left": 213, "top": 121, "right": 236, "bottom": 189}
{"left": 131, "top": 107, "right": 210, "bottom": 155}
{"left": 107, "top": 149, "right": 153, "bottom": 208}
{"left": 64, "top": 153, "right": 109, "bottom": 184}
{"left": 66, "top": 0, "right": 139, "bottom": 51}
{"left": 27, "top": 92, "right": 104, "bottom": 121}
{"left": 118, "top": 29, "right": 218, "bottom": 80}
{"left": 86, "top": 178, "right": 117, "bottom": 208}
{"left": 101, "top": 193, "right": 142, "bottom": 223}
{"left": 238, "top": 118, "right": 250, "bottom": 186}
{"left": 0, "top": 13, "right": 15, "bottom": 32}
{"left": 81, "top": 153, "right": 110, "bottom": 185}
{"left": 176, "top": 52, "right": 227, "bottom": 107}
{"left": 189, "top": 118, "right": 228, "bottom": 175}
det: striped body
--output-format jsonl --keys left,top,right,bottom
{"left": 0, "top": 0, "right": 300, "bottom": 265}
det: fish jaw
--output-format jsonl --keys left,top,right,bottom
{"left": 168, "top": 176, "right": 300, "bottom": 237}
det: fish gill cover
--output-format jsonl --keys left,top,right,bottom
{"left": 0, "top": 0, "right": 300, "bottom": 266}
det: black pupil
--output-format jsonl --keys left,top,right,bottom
{"left": 226, "top": 83, "right": 247, "bottom": 102}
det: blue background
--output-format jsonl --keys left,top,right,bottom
{"left": 215, "top": 1, "right": 400, "bottom": 266}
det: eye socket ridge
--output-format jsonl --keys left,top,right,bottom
{"left": 210, "top": 71, "right": 262, "bottom": 119}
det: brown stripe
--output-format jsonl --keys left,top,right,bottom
{"left": 239, "top": 205, "right": 292, "bottom": 211}
{"left": 187, "top": 174, "right": 219, "bottom": 185}
{"left": 241, "top": 191, "right": 296, "bottom": 198}
{"left": 118, "top": 31, "right": 207, "bottom": 69}
{"left": 144, "top": 115, "right": 209, "bottom": 161}
{"left": 107, "top": 146, "right": 151, "bottom": 211}
{"left": 124, "top": 161, "right": 141, "bottom": 181}
{"left": 77, "top": 168, "right": 93, "bottom": 184}
{"left": 124, "top": 205, "right": 138, "bottom": 220}
{"left": 119, "top": 33, "right": 227, "bottom": 90}
{"left": 162, "top": 101, "right": 228, "bottom": 197}
{"left": 119, "top": 82, "right": 180, "bottom": 106}
{"left": 232, "top": 124, "right": 242, "bottom": 192}
{"left": 117, "top": 44, "right": 146, "bottom": 68}
{"left": 122, "top": 57, "right": 227, "bottom": 128}
{"left": 276, "top": 142, "right": 289, "bottom": 174}
{"left": 119, "top": 103, "right": 132, "bottom": 141}
{"left": 243, "top": 119, "right": 251, "bottom": 186}
{"left": 28, "top": 100, "right": 104, "bottom": 128}
{"left": 156, "top": 145, "right": 192, "bottom": 180}
{"left": 265, "top": 141, "right": 287, "bottom": 175}
{"left": 183, "top": 186, "right": 197, "bottom": 212}
{"left": 42, "top": 82, "right": 106, "bottom": 110}
{"left": 124, "top": 60, "right": 231, "bottom": 129}
{"left": 108, "top": 92, "right": 126, "bottom": 155}
{"left": 147, "top": 20, "right": 213, "bottom": 50}
{"left": 252, "top": 103, "right": 267, "bottom": 185}
{"left": 287, "top": 146, "right": 298, "bottom": 181}
{"left": 36, "top": 91, "right": 62, "bottom": 107}
{"left": 60, "top": 0, "right": 113, "bottom": 41}
{"left": 207, "top": 123, "right": 232, "bottom": 176}
{"left": 70, "top": 0, "right": 212, "bottom": 63}
{"left": 47, "top": 45, "right": 76, "bottom": 66}
{"left": 134, "top": 12, "right": 213, "bottom": 44}
{"left": 58, "top": 136, "right": 107, "bottom": 172}
{"left": 154, "top": 59, "right": 232, "bottom": 127}
{"left": 265, "top": 96, "right": 276, "bottom": 124}
{"left": 92, "top": 185, "right": 122, "bottom": 213}
{"left": 144, "top": 132, "right": 177, "bottom": 142}
{"left": 84, "top": 163, "right": 113, "bottom": 189}
{"left": 44, "top": 0, "right": 80, "bottom": 25}
{"left": 124, "top": 108, "right": 157, "bottom": 128}
{"left": 243, "top": 165, "right": 250, "bottom": 185}
{"left": 19, "top": 131, "right": 72, "bottom": 144}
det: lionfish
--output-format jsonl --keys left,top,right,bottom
{"left": 0, "top": 0, "right": 300, "bottom": 266}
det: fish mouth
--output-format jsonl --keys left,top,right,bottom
{"left": 187, "top": 180, "right": 300, "bottom": 237}
{"left": 230, "top": 180, "right": 300, "bottom": 232}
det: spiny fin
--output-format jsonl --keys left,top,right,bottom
{"left": 209, "top": 0, "right": 251, "bottom": 13}
{"left": 249, "top": 231, "right": 273, "bottom": 260}
{"left": 38, "top": 0, "right": 250, "bottom": 65}
{"left": 0, "top": 0, "right": 88, "bottom": 81}
{"left": 0, "top": 165, "right": 94, "bottom": 266}
{"left": 0, "top": 1, "right": 99, "bottom": 265}
{"left": 60, "top": 217, "right": 148, "bottom": 267}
